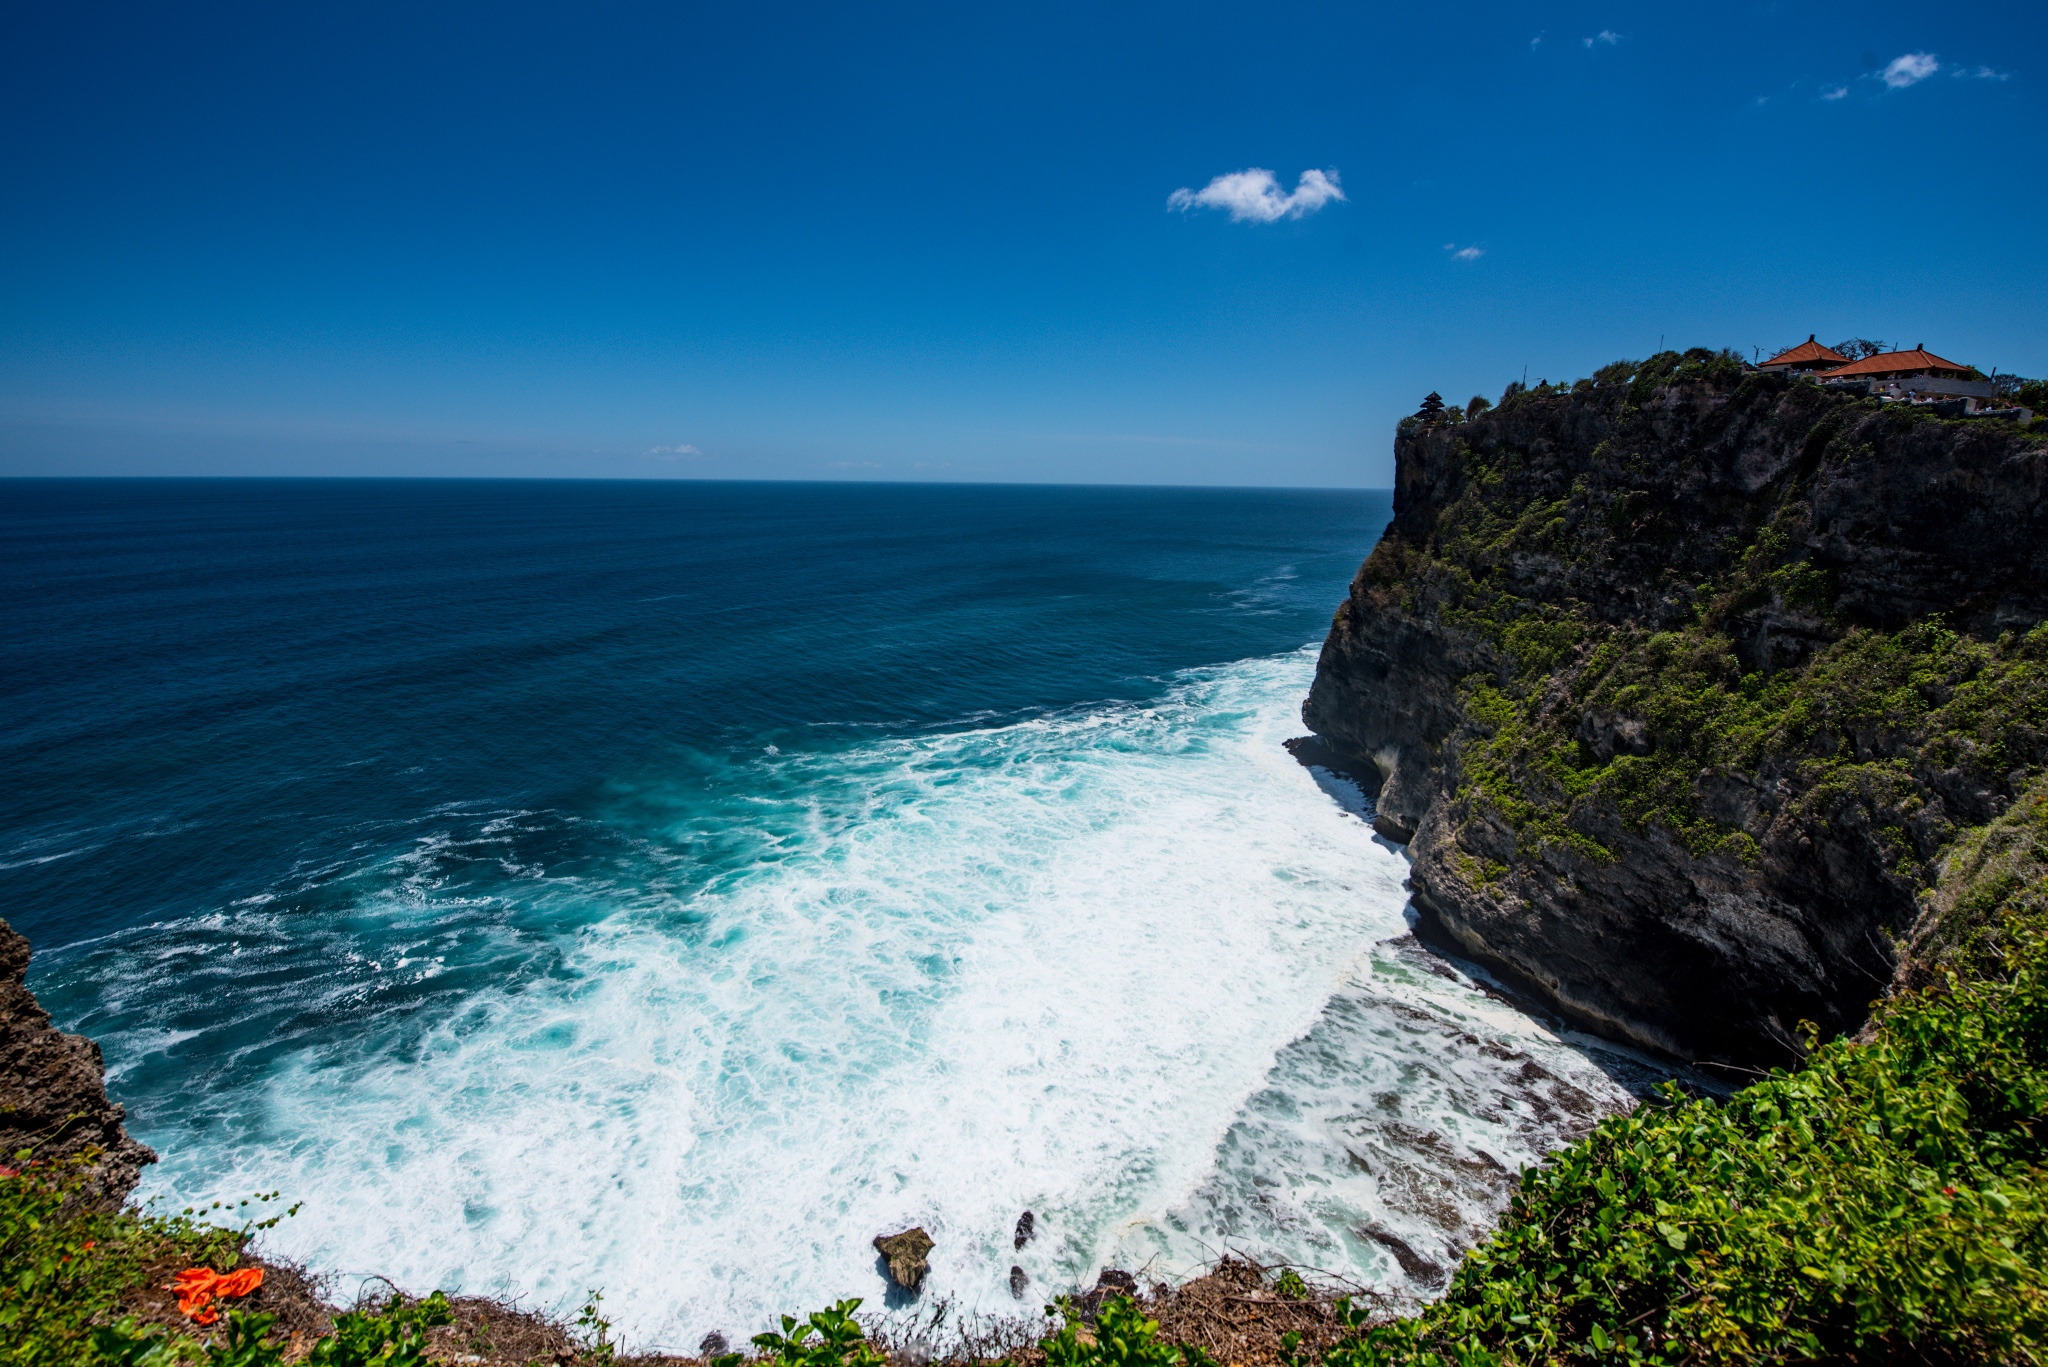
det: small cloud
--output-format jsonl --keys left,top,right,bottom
{"left": 646, "top": 443, "right": 700, "bottom": 459}
{"left": 1880, "top": 52, "right": 1939, "bottom": 88}
{"left": 1954, "top": 65, "right": 2009, "bottom": 81}
{"left": 1168, "top": 168, "right": 1346, "bottom": 223}
{"left": 1582, "top": 29, "right": 1620, "bottom": 47}
{"left": 1820, "top": 85, "right": 1848, "bottom": 100}
{"left": 1444, "top": 243, "right": 1484, "bottom": 261}
{"left": 1530, "top": 31, "right": 1544, "bottom": 48}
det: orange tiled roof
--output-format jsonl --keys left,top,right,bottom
{"left": 1761, "top": 335, "right": 1850, "bottom": 368}
{"left": 1820, "top": 347, "right": 1974, "bottom": 379}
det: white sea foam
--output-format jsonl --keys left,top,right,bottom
{"left": 132, "top": 648, "right": 1642, "bottom": 1349}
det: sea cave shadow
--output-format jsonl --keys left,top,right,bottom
{"left": 1284, "top": 733, "right": 1726, "bottom": 1106}
{"left": 1284, "top": 736, "right": 1391, "bottom": 835}
{"left": 873, "top": 1254, "right": 920, "bottom": 1310}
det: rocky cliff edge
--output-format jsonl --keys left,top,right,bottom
{"left": 0, "top": 917, "right": 155, "bottom": 1204}
{"left": 1306, "top": 352, "right": 2048, "bottom": 1068}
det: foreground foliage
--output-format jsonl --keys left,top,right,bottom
{"left": 0, "top": 1156, "right": 249, "bottom": 1366}
{"left": 0, "top": 1158, "right": 452, "bottom": 1366}
{"left": 1046, "top": 1294, "right": 1216, "bottom": 1367}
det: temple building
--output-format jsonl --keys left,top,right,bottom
{"left": 1818, "top": 345, "right": 1978, "bottom": 385}
{"left": 1818, "top": 343, "right": 1999, "bottom": 412}
{"left": 1758, "top": 335, "right": 1850, "bottom": 374}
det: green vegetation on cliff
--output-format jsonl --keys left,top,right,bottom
{"left": 1414, "top": 354, "right": 2048, "bottom": 882}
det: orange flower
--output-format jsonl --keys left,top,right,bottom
{"left": 217, "top": 1268, "right": 264, "bottom": 1298}
{"left": 171, "top": 1268, "right": 222, "bottom": 1323}
{"left": 170, "top": 1265, "right": 263, "bottom": 1324}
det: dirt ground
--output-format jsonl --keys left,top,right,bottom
{"left": 129, "top": 1252, "right": 1393, "bottom": 1366}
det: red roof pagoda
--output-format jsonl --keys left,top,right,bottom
{"left": 1758, "top": 335, "right": 1850, "bottom": 374}
{"left": 1819, "top": 346, "right": 1975, "bottom": 382}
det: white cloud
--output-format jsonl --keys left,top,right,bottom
{"left": 1583, "top": 29, "right": 1620, "bottom": 47}
{"left": 1821, "top": 85, "right": 1848, "bottom": 100}
{"left": 1167, "top": 168, "right": 1346, "bottom": 223}
{"left": 1530, "top": 32, "right": 1544, "bottom": 48}
{"left": 1444, "top": 243, "right": 1484, "bottom": 261}
{"left": 1881, "top": 52, "right": 1939, "bottom": 87}
{"left": 646, "top": 443, "right": 700, "bottom": 458}
{"left": 1955, "top": 65, "right": 2009, "bottom": 80}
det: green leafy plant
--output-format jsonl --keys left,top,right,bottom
{"left": 752, "top": 1299, "right": 885, "bottom": 1367}
{"left": 576, "top": 1288, "right": 617, "bottom": 1366}
{"left": 1043, "top": 1295, "right": 1215, "bottom": 1367}
{"left": 305, "top": 1291, "right": 453, "bottom": 1367}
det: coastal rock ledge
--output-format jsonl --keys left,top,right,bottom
{"left": 0, "top": 917, "right": 156, "bottom": 1204}
{"left": 1305, "top": 357, "right": 2048, "bottom": 1068}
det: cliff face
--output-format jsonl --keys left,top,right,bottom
{"left": 0, "top": 918, "right": 154, "bottom": 1203}
{"left": 1306, "top": 354, "right": 2048, "bottom": 1068}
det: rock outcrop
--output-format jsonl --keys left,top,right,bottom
{"left": 873, "top": 1227, "right": 934, "bottom": 1292}
{"left": 0, "top": 917, "right": 155, "bottom": 1204}
{"left": 1305, "top": 355, "right": 2048, "bottom": 1067}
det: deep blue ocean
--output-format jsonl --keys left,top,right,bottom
{"left": 1, "top": 480, "right": 1644, "bottom": 1347}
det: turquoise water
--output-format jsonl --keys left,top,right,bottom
{"left": 3, "top": 480, "right": 1648, "bottom": 1347}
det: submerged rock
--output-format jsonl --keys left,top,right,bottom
{"left": 1009, "top": 1265, "right": 1028, "bottom": 1298}
{"left": 699, "top": 1333, "right": 730, "bottom": 1357}
{"left": 1013, "top": 1209, "right": 1035, "bottom": 1249}
{"left": 873, "top": 1227, "right": 934, "bottom": 1291}
{"left": 1076, "top": 1268, "right": 1139, "bottom": 1318}
{"left": 0, "top": 917, "right": 155, "bottom": 1206}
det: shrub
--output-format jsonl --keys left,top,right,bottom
{"left": 1045, "top": 1295, "right": 1216, "bottom": 1367}
{"left": 751, "top": 1299, "right": 886, "bottom": 1367}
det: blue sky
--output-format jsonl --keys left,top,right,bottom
{"left": 2, "top": 3, "right": 2041, "bottom": 487}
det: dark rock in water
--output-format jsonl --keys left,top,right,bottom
{"left": 873, "top": 1227, "right": 934, "bottom": 1291}
{"left": 1013, "top": 1210, "right": 1035, "bottom": 1249}
{"left": 699, "top": 1333, "right": 730, "bottom": 1357}
{"left": 0, "top": 917, "right": 155, "bottom": 1206}
{"left": 1009, "top": 1265, "right": 1028, "bottom": 1298}
{"left": 1076, "top": 1268, "right": 1139, "bottom": 1318}
{"left": 1361, "top": 1224, "right": 1446, "bottom": 1287}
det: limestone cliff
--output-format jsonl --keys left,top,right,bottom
{"left": 0, "top": 917, "right": 155, "bottom": 1204}
{"left": 1305, "top": 352, "right": 2048, "bottom": 1068}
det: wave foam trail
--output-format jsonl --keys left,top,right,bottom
{"left": 115, "top": 648, "right": 1632, "bottom": 1348}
